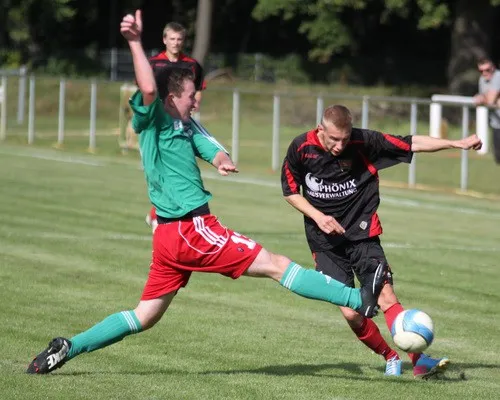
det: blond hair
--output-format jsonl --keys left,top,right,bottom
{"left": 322, "top": 105, "right": 352, "bottom": 131}
{"left": 163, "top": 22, "right": 186, "bottom": 38}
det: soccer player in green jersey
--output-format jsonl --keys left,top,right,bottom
{"left": 26, "top": 10, "right": 387, "bottom": 375}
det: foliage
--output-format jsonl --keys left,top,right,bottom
{"left": 0, "top": 0, "right": 139, "bottom": 74}
{"left": 252, "top": 0, "right": 500, "bottom": 62}
{"left": 1, "top": 0, "right": 500, "bottom": 84}
{"left": 3, "top": 0, "right": 76, "bottom": 64}
{"left": 272, "top": 54, "right": 310, "bottom": 83}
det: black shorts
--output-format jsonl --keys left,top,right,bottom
{"left": 313, "top": 237, "right": 393, "bottom": 288}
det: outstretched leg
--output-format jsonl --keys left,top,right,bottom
{"left": 27, "top": 292, "right": 176, "bottom": 374}
{"left": 245, "top": 249, "right": 386, "bottom": 318}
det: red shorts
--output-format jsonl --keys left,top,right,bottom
{"left": 141, "top": 214, "right": 262, "bottom": 300}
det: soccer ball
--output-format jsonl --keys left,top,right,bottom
{"left": 391, "top": 309, "right": 434, "bottom": 353}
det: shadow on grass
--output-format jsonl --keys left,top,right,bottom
{"left": 206, "top": 360, "right": 500, "bottom": 383}
{"left": 51, "top": 360, "right": 500, "bottom": 383}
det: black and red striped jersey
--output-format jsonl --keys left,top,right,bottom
{"left": 149, "top": 51, "right": 206, "bottom": 100}
{"left": 281, "top": 127, "right": 413, "bottom": 251}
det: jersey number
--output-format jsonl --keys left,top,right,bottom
{"left": 230, "top": 232, "right": 256, "bottom": 249}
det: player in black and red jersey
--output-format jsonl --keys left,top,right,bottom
{"left": 281, "top": 104, "right": 482, "bottom": 379}
{"left": 148, "top": 21, "right": 205, "bottom": 107}
{"left": 145, "top": 21, "right": 207, "bottom": 232}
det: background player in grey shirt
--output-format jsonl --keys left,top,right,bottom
{"left": 474, "top": 57, "right": 500, "bottom": 164}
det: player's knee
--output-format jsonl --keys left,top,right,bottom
{"left": 245, "top": 249, "right": 286, "bottom": 280}
{"left": 134, "top": 304, "right": 167, "bottom": 331}
{"left": 340, "top": 306, "right": 364, "bottom": 326}
{"left": 133, "top": 310, "right": 160, "bottom": 331}
{"left": 269, "top": 252, "right": 291, "bottom": 269}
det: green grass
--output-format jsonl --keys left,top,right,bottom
{"left": 0, "top": 143, "right": 499, "bottom": 399}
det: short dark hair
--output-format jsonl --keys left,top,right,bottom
{"left": 477, "top": 57, "right": 494, "bottom": 66}
{"left": 156, "top": 68, "right": 194, "bottom": 101}
{"left": 322, "top": 105, "right": 352, "bottom": 131}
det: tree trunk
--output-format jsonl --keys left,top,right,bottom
{"left": 192, "top": 0, "right": 213, "bottom": 66}
{"left": 447, "top": 0, "right": 497, "bottom": 95}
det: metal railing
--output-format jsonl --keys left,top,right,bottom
{"left": 0, "top": 73, "right": 494, "bottom": 194}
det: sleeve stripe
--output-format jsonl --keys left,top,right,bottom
{"left": 357, "top": 150, "right": 378, "bottom": 176}
{"left": 190, "top": 117, "right": 229, "bottom": 154}
{"left": 285, "top": 161, "right": 299, "bottom": 193}
{"left": 383, "top": 133, "right": 411, "bottom": 151}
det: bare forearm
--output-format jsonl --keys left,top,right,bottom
{"left": 128, "top": 41, "right": 156, "bottom": 103}
{"left": 411, "top": 133, "right": 482, "bottom": 153}
{"left": 212, "top": 151, "right": 238, "bottom": 175}
{"left": 411, "top": 135, "right": 458, "bottom": 153}
{"left": 285, "top": 194, "right": 323, "bottom": 220}
{"left": 475, "top": 91, "right": 499, "bottom": 106}
{"left": 484, "top": 90, "right": 499, "bottom": 105}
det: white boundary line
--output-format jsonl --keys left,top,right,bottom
{"left": 0, "top": 148, "right": 104, "bottom": 166}
{"left": 4, "top": 230, "right": 500, "bottom": 252}
{"left": 2, "top": 146, "right": 500, "bottom": 219}
{"left": 200, "top": 171, "right": 500, "bottom": 219}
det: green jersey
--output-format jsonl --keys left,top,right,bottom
{"left": 129, "top": 92, "right": 227, "bottom": 218}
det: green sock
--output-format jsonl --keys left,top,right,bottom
{"left": 280, "top": 262, "right": 361, "bottom": 309}
{"left": 67, "top": 311, "right": 142, "bottom": 360}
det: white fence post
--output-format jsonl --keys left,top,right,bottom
{"left": 17, "top": 65, "right": 27, "bottom": 124}
{"left": 460, "top": 106, "right": 469, "bottom": 192}
{"left": 0, "top": 76, "right": 6, "bottom": 141}
{"left": 408, "top": 102, "right": 418, "bottom": 186}
{"left": 361, "top": 96, "right": 369, "bottom": 129}
{"left": 57, "top": 78, "right": 66, "bottom": 147}
{"left": 231, "top": 89, "right": 240, "bottom": 164}
{"left": 316, "top": 96, "right": 324, "bottom": 125}
{"left": 110, "top": 48, "right": 118, "bottom": 81}
{"left": 89, "top": 79, "right": 97, "bottom": 152}
{"left": 28, "top": 74, "right": 35, "bottom": 144}
{"left": 476, "top": 106, "right": 489, "bottom": 154}
{"left": 429, "top": 103, "right": 442, "bottom": 138}
{"left": 272, "top": 94, "right": 280, "bottom": 171}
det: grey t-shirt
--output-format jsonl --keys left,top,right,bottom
{"left": 479, "top": 69, "right": 500, "bottom": 128}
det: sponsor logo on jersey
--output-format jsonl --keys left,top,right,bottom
{"left": 174, "top": 120, "right": 194, "bottom": 138}
{"left": 174, "top": 120, "right": 184, "bottom": 131}
{"left": 305, "top": 173, "right": 358, "bottom": 199}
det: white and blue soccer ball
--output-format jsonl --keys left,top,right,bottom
{"left": 391, "top": 309, "right": 434, "bottom": 353}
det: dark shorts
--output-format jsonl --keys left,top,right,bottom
{"left": 312, "top": 237, "right": 392, "bottom": 288}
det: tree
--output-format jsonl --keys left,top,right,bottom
{"left": 253, "top": 0, "right": 451, "bottom": 61}
{"left": 192, "top": 0, "right": 213, "bottom": 66}
{"left": 1, "top": 0, "right": 75, "bottom": 66}
{"left": 252, "top": 0, "right": 500, "bottom": 92}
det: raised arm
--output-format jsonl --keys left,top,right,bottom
{"left": 411, "top": 134, "right": 482, "bottom": 153}
{"left": 120, "top": 10, "right": 157, "bottom": 105}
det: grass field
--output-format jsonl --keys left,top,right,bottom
{"left": 1, "top": 143, "right": 499, "bottom": 400}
